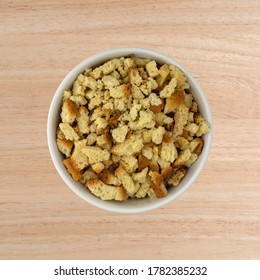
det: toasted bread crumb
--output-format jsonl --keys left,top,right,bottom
{"left": 60, "top": 99, "right": 79, "bottom": 124}
{"left": 168, "top": 168, "right": 187, "bottom": 187}
{"left": 149, "top": 171, "right": 167, "bottom": 198}
{"left": 63, "top": 158, "right": 82, "bottom": 181}
{"left": 86, "top": 178, "right": 128, "bottom": 201}
{"left": 57, "top": 138, "right": 74, "bottom": 158}
{"left": 164, "top": 89, "right": 185, "bottom": 114}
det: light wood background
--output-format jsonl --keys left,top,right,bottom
{"left": 1, "top": 0, "right": 260, "bottom": 260}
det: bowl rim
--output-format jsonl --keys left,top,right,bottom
{"left": 47, "top": 47, "right": 213, "bottom": 213}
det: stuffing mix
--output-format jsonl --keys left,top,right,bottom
{"left": 57, "top": 56, "right": 210, "bottom": 201}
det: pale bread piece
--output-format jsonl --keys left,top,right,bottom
{"left": 141, "top": 145, "right": 153, "bottom": 160}
{"left": 60, "top": 99, "right": 79, "bottom": 124}
{"left": 145, "top": 61, "right": 159, "bottom": 78}
{"left": 86, "top": 133, "right": 97, "bottom": 146}
{"left": 101, "top": 58, "right": 122, "bottom": 76}
{"left": 88, "top": 94, "right": 102, "bottom": 110}
{"left": 86, "top": 178, "right": 128, "bottom": 201}
{"left": 70, "top": 140, "right": 89, "bottom": 170}
{"left": 57, "top": 127, "right": 65, "bottom": 140}
{"left": 130, "top": 83, "right": 144, "bottom": 99}
{"left": 159, "top": 78, "right": 177, "bottom": 98}
{"left": 124, "top": 57, "right": 137, "bottom": 71}
{"left": 89, "top": 105, "right": 105, "bottom": 121}
{"left": 117, "top": 65, "right": 127, "bottom": 79}
{"left": 188, "top": 112, "right": 194, "bottom": 123}
{"left": 85, "top": 93, "right": 100, "bottom": 107}
{"left": 173, "top": 148, "right": 192, "bottom": 166}
{"left": 115, "top": 166, "right": 138, "bottom": 196}
{"left": 154, "top": 112, "right": 173, "bottom": 126}
{"left": 185, "top": 154, "right": 198, "bottom": 167}
{"left": 63, "top": 90, "right": 72, "bottom": 101}
{"left": 184, "top": 93, "right": 193, "bottom": 108}
{"left": 152, "top": 145, "right": 159, "bottom": 155}
{"left": 168, "top": 168, "right": 187, "bottom": 187}
{"left": 157, "top": 157, "right": 171, "bottom": 170}
{"left": 110, "top": 70, "right": 121, "bottom": 80}
{"left": 111, "top": 155, "right": 121, "bottom": 163}
{"left": 128, "top": 67, "right": 142, "bottom": 86}
{"left": 111, "top": 125, "right": 128, "bottom": 143}
{"left": 137, "top": 67, "right": 148, "bottom": 80}
{"left": 135, "top": 57, "right": 151, "bottom": 67}
{"left": 142, "top": 129, "right": 153, "bottom": 143}
{"left": 110, "top": 84, "right": 131, "bottom": 98}
{"left": 140, "top": 77, "right": 158, "bottom": 96}
{"left": 111, "top": 135, "right": 144, "bottom": 157}
{"left": 89, "top": 67, "right": 102, "bottom": 80}
{"left": 84, "top": 68, "right": 92, "bottom": 76}
{"left": 147, "top": 188, "right": 157, "bottom": 198}
{"left": 76, "top": 106, "right": 90, "bottom": 134}
{"left": 83, "top": 76, "right": 98, "bottom": 90}
{"left": 135, "top": 176, "right": 151, "bottom": 198}
{"left": 72, "top": 79, "right": 85, "bottom": 96}
{"left": 185, "top": 123, "right": 199, "bottom": 134}
{"left": 151, "top": 126, "right": 165, "bottom": 145}
{"left": 120, "top": 156, "right": 138, "bottom": 174}
{"left": 82, "top": 76, "right": 98, "bottom": 90}
{"left": 130, "top": 104, "right": 142, "bottom": 121}
{"left": 164, "top": 89, "right": 185, "bottom": 114}
{"left": 169, "top": 65, "right": 187, "bottom": 88}
{"left": 63, "top": 158, "right": 82, "bottom": 181}
{"left": 160, "top": 142, "right": 178, "bottom": 163}
{"left": 175, "top": 136, "right": 189, "bottom": 150}
{"left": 172, "top": 104, "right": 189, "bottom": 138}
{"left": 70, "top": 95, "right": 87, "bottom": 106}
{"left": 129, "top": 110, "right": 155, "bottom": 131}
{"left": 196, "top": 121, "right": 210, "bottom": 137}
{"left": 59, "top": 123, "right": 79, "bottom": 141}
{"left": 57, "top": 138, "right": 74, "bottom": 158}
{"left": 102, "top": 75, "right": 120, "bottom": 89}
{"left": 85, "top": 89, "right": 96, "bottom": 100}
{"left": 94, "top": 117, "right": 108, "bottom": 132}
{"left": 81, "top": 146, "right": 110, "bottom": 164}
{"left": 132, "top": 167, "right": 148, "bottom": 184}
{"left": 149, "top": 171, "right": 167, "bottom": 198}
{"left": 91, "top": 162, "right": 105, "bottom": 174}
{"left": 133, "top": 182, "right": 141, "bottom": 196}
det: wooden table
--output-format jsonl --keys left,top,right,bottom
{"left": 1, "top": 0, "right": 260, "bottom": 260}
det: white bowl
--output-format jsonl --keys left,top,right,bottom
{"left": 47, "top": 47, "right": 212, "bottom": 213}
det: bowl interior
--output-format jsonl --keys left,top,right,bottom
{"left": 48, "top": 47, "right": 212, "bottom": 213}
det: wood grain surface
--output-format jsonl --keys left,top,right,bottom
{"left": 1, "top": 0, "right": 260, "bottom": 260}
